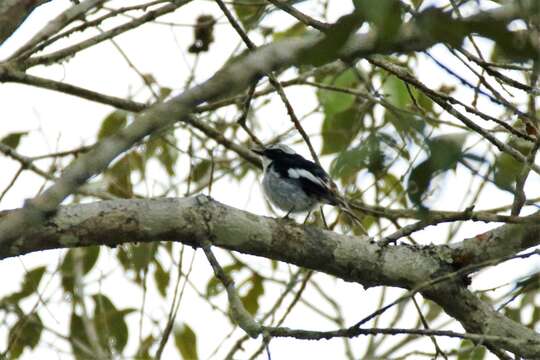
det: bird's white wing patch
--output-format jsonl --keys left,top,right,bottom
{"left": 288, "top": 168, "right": 328, "bottom": 188}
{"left": 274, "top": 144, "right": 296, "bottom": 155}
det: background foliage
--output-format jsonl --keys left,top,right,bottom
{"left": 0, "top": 0, "right": 539, "bottom": 359}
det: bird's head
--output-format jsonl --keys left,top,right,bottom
{"left": 251, "top": 144, "right": 297, "bottom": 170}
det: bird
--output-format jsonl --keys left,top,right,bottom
{"left": 252, "top": 144, "right": 364, "bottom": 227}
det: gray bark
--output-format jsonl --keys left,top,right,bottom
{"left": 2, "top": 196, "right": 539, "bottom": 358}
{"left": 0, "top": 0, "right": 50, "bottom": 46}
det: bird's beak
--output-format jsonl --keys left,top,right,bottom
{"left": 251, "top": 146, "right": 265, "bottom": 155}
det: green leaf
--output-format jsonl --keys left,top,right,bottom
{"left": 93, "top": 294, "right": 132, "bottom": 354}
{"left": 529, "top": 305, "right": 540, "bottom": 328}
{"left": 383, "top": 74, "right": 409, "bottom": 108}
{"left": 330, "top": 133, "right": 387, "bottom": 180}
{"left": 407, "top": 159, "right": 434, "bottom": 207}
{"left": 407, "top": 133, "right": 467, "bottom": 207}
{"left": 60, "top": 247, "right": 100, "bottom": 294}
{"left": 317, "top": 69, "right": 357, "bottom": 117}
{"left": 4, "top": 266, "right": 46, "bottom": 304}
{"left": 105, "top": 155, "right": 133, "bottom": 198}
{"left": 353, "top": 0, "right": 402, "bottom": 42}
{"left": 457, "top": 340, "right": 486, "bottom": 360}
{"left": 385, "top": 110, "right": 425, "bottom": 138}
{"left": 117, "top": 243, "right": 158, "bottom": 282}
{"left": 98, "top": 111, "right": 127, "bottom": 140}
{"left": 159, "top": 87, "right": 172, "bottom": 99}
{"left": 20, "top": 266, "right": 46, "bottom": 297}
{"left": 135, "top": 335, "right": 154, "bottom": 360}
{"left": 146, "top": 135, "right": 178, "bottom": 176}
{"left": 379, "top": 173, "right": 406, "bottom": 206}
{"left": 190, "top": 159, "right": 211, "bottom": 183}
{"left": 154, "top": 261, "right": 170, "bottom": 298}
{"left": 1, "top": 132, "right": 28, "bottom": 149}
{"left": 174, "top": 323, "right": 199, "bottom": 360}
{"left": 129, "top": 151, "right": 145, "bottom": 175}
{"left": 299, "top": 11, "right": 364, "bottom": 66}
{"left": 69, "top": 313, "right": 92, "bottom": 359}
{"left": 273, "top": 22, "right": 307, "bottom": 41}
{"left": 8, "top": 313, "right": 43, "bottom": 359}
{"left": 241, "top": 273, "right": 264, "bottom": 316}
{"left": 428, "top": 133, "right": 468, "bottom": 171}
{"left": 233, "top": 0, "right": 266, "bottom": 28}
{"left": 493, "top": 152, "right": 524, "bottom": 191}
{"left": 206, "top": 263, "right": 243, "bottom": 297}
{"left": 321, "top": 107, "right": 364, "bottom": 155}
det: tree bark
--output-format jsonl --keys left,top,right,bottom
{"left": 0, "top": 0, "right": 50, "bottom": 45}
{"left": 2, "top": 196, "right": 539, "bottom": 358}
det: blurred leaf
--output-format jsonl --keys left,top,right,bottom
{"left": 19, "top": 266, "right": 46, "bottom": 297}
{"left": 385, "top": 110, "right": 425, "bottom": 138}
{"left": 353, "top": 0, "right": 402, "bottom": 42}
{"left": 1, "top": 132, "right": 28, "bottom": 149}
{"left": 159, "top": 87, "right": 172, "bottom": 99}
{"left": 407, "top": 133, "right": 467, "bottom": 207}
{"left": 154, "top": 261, "right": 170, "bottom": 298}
{"left": 457, "top": 340, "right": 486, "bottom": 360}
{"left": 384, "top": 74, "right": 409, "bottom": 108}
{"left": 299, "top": 12, "right": 364, "bottom": 66}
{"left": 241, "top": 273, "right": 264, "bottom": 316}
{"left": 317, "top": 69, "right": 357, "bottom": 117}
{"left": 380, "top": 173, "right": 406, "bottom": 206}
{"left": 135, "top": 335, "right": 154, "bottom": 360}
{"left": 233, "top": 0, "right": 266, "bottom": 28}
{"left": 330, "top": 133, "right": 387, "bottom": 179}
{"left": 429, "top": 133, "right": 467, "bottom": 170}
{"left": 8, "top": 313, "right": 42, "bottom": 359}
{"left": 117, "top": 243, "right": 158, "bottom": 282}
{"left": 98, "top": 111, "right": 127, "bottom": 140}
{"left": 273, "top": 22, "right": 307, "bottom": 41}
{"left": 321, "top": 107, "right": 364, "bottom": 155}
{"left": 69, "top": 313, "right": 91, "bottom": 359}
{"left": 424, "top": 300, "right": 443, "bottom": 322}
{"left": 529, "top": 306, "right": 540, "bottom": 328}
{"left": 93, "top": 294, "right": 133, "bottom": 354}
{"left": 105, "top": 155, "right": 133, "bottom": 198}
{"left": 190, "top": 159, "right": 211, "bottom": 183}
{"left": 146, "top": 135, "right": 178, "bottom": 176}
{"left": 129, "top": 151, "right": 145, "bottom": 175}
{"left": 60, "top": 247, "right": 100, "bottom": 294}
{"left": 504, "top": 307, "right": 521, "bottom": 323}
{"left": 174, "top": 323, "right": 198, "bottom": 360}
{"left": 206, "top": 263, "right": 243, "bottom": 297}
{"left": 4, "top": 266, "right": 46, "bottom": 304}
{"left": 493, "top": 152, "right": 524, "bottom": 191}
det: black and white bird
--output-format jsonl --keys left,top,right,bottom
{"left": 252, "top": 144, "right": 362, "bottom": 225}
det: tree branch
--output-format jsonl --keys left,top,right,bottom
{"left": 1, "top": 196, "right": 539, "bottom": 358}
{"left": 0, "top": 0, "right": 51, "bottom": 46}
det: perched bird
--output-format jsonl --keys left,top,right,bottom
{"left": 252, "top": 144, "right": 362, "bottom": 225}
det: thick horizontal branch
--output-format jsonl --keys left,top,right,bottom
{"left": 2, "top": 196, "right": 538, "bottom": 358}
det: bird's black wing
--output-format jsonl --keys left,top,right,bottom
{"left": 272, "top": 154, "right": 338, "bottom": 205}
